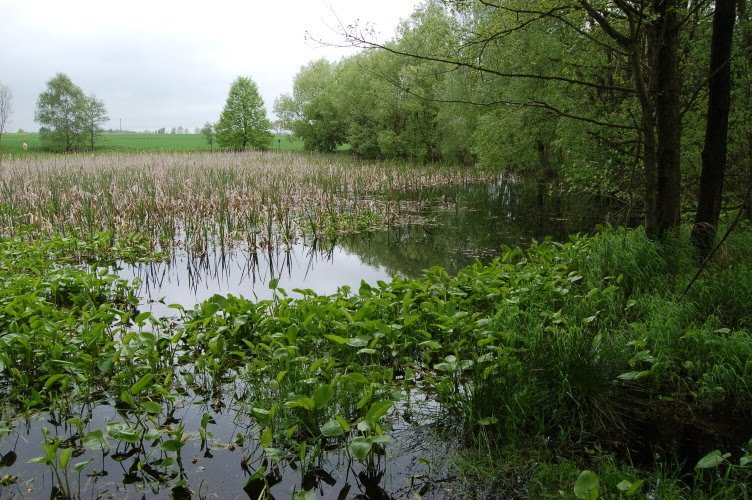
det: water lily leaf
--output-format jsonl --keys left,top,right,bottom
{"left": 695, "top": 450, "right": 730, "bottom": 469}
{"left": 574, "top": 470, "right": 599, "bottom": 500}
{"left": 350, "top": 437, "right": 372, "bottom": 461}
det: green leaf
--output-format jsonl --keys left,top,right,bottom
{"left": 324, "top": 334, "right": 348, "bottom": 345}
{"left": 43, "top": 373, "right": 67, "bottom": 389}
{"left": 130, "top": 373, "right": 154, "bottom": 395}
{"left": 269, "top": 278, "right": 279, "bottom": 290}
{"left": 695, "top": 450, "right": 730, "bottom": 469}
{"left": 83, "top": 430, "right": 109, "bottom": 450}
{"left": 365, "top": 400, "right": 393, "bottom": 425}
{"left": 140, "top": 401, "right": 162, "bottom": 415}
{"left": 350, "top": 437, "right": 372, "bottom": 461}
{"left": 312, "top": 384, "right": 334, "bottom": 409}
{"left": 251, "top": 407, "right": 271, "bottom": 424}
{"left": 284, "top": 395, "right": 316, "bottom": 410}
{"left": 73, "top": 458, "right": 94, "bottom": 473}
{"left": 59, "top": 447, "right": 73, "bottom": 470}
{"left": 161, "top": 439, "right": 184, "bottom": 452}
{"left": 335, "top": 415, "right": 351, "bottom": 432}
{"left": 321, "top": 419, "right": 345, "bottom": 437}
{"left": 574, "top": 470, "right": 599, "bottom": 500}
{"left": 264, "top": 447, "right": 283, "bottom": 461}
{"left": 107, "top": 424, "right": 140, "bottom": 444}
{"left": 260, "top": 426, "right": 273, "bottom": 448}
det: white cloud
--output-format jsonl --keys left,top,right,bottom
{"left": 0, "top": 0, "right": 419, "bottom": 131}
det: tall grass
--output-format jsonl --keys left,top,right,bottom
{"left": 0, "top": 151, "right": 499, "bottom": 251}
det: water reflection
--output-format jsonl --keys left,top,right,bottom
{"left": 117, "top": 180, "right": 629, "bottom": 313}
{"left": 119, "top": 241, "right": 393, "bottom": 317}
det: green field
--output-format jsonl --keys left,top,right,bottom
{"left": 0, "top": 132, "right": 305, "bottom": 154}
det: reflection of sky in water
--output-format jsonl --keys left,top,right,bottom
{"left": 117, "top": 243, "right": 393, "bottom": 316}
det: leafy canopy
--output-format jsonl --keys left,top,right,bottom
{"left": 215, "top": 76, "right": 272, "bottom": 151}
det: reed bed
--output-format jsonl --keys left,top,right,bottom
{"left": 0, "top": 151, "right": 499, "bottom": 251}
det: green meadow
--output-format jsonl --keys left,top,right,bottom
{"left": 0, "top": 132, "right": 305, "bottom": 154}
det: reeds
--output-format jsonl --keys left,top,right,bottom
{"left": 0, "top": 151, "right": 499, "bottom": 251}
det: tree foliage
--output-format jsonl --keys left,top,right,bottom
{"left": 201, "top": 122, "right": 215, "bottom": 151}
{"left": 35, "top": 73, "right": 108, "bottom": 151}
{"left": 215, "top": 76, "right": 272, "bottom": 151}
{"left": 284, "top": 0, "right": 746, "bottom": 248}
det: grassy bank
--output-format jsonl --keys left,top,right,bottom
{"left": 0, "top": 132, "right": 305, "bottom": 154}
{"left": 0, "top": 226, "right": 750, "bottom": 497}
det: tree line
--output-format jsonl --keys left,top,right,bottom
{"left": 276, "top": 0, "right": 751, "bottom": 255}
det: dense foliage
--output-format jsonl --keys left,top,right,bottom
{"left": 1, "top": 227, "right": 750, "bottom": 496}
{"left": 34, "top": 73, "right": 108, "bottom": 151}
{"left": 278, "top": 1, "right": 752, "bottom": 242}
{"left": 216, "top": 76, "right": 273, "bottom": 151}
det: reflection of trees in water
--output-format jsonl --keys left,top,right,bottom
{"left": 120, "top": 179, "right": 631, "bottom": 295}
{"left": 341, "top": 180, "right": 630, "bottom": 277}
{"left": 121, "top": 239, "right": 340, "bottom": 296}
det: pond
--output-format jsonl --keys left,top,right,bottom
{"left": 122, "top": 179, "right": 628, "bottom": 316}
{"left": 0, "top": 178, "right": 629, "bottom": 499}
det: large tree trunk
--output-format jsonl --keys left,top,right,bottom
{"left": 651, "top": 0, "right": 683, "bottom": 237}
{"left": 691, "top": 0, "right": 737, "bottom": 257}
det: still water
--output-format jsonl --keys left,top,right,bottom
{"left": 121, "top": 179, "right": 626, "bottom": 316}
{"left": 0, "top": 179, "right": 627, "bottom": 499}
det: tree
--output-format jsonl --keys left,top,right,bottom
{"left": 215, "top": 76, "right": 272, "bottom": 150}
{"left": 81, "top": 94, "right": 108, "bottom": 150}
{"left": 35, "top": 74, "right": 89, "bottom": 151}
{"left": 0, "top": 82, "right": 12, "bottom": 156}
{"left": 274, "top": 59, "right": 347, "bottom": 152}
{"left": 201, "top": 122, "right": 215, "bottom": 151}
{"left": 691, "top": 0, "right": 737, "bottom": 257}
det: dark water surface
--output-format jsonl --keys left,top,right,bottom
{"left": 0, "top": 180, "right": 628, "bottom": 498}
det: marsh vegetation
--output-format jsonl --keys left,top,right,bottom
{"left": 0, "top": 151, "right": 750, "bottom": 499}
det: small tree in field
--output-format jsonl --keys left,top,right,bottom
{"left": 201, "top": 122, "right": 215, "bottom": 151}
{"left": 0, "top": 82, "right": 12, "bottom": 156}
{"left": 82, "top": 94, "right": 108, "bottom": 150}
{"left": 215, "top": 76, "right": 272, "bottom": 150}
{"left": 35, "top": 74, "right": 87, "bottom": 151}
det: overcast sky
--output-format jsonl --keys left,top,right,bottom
{"left": 0, "top": 0, "right": 419, "bottom": 132}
